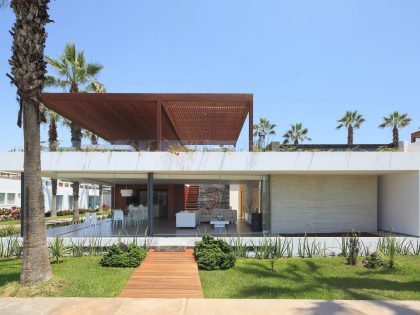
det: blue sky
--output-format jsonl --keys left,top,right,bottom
{"left": 0, "top": 0, "right": 419, "bottom": 151}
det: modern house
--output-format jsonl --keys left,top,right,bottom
{"left": 0, "top": 93, "right": 419, "bottom": 237}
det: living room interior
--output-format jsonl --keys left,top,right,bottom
{"left": 112, "top": 179, "right": 265, "bottom": 236}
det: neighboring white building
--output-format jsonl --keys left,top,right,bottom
{"left": 0, "top": 175, "right": 111, "bottom": 211}
{"left": 0, "top": 175, "right": 21, "bottom": 208}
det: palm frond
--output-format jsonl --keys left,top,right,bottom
{"left": 86, "top": 63, "right": 104, "bottom": 77}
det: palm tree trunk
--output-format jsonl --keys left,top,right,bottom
{"left": 21, "top": 98, "right": 52, "bottom": 285}
{"left": 69, "top": 109, "right": 81, "bottom": 221}
{"left": 393, "top": 126, "right": 399, "bottom": 147}
{"left": 91, "top": 133, "right": 98, "bottom": 146}
{"left": 98, "top": 185, "right": 103, "bottom": 210}
{"left": 9, "top": 0, "right": 52, "bottom": 286}
{"left": 49, "top": 118, "right": 58, "bottom": 217}
{"left": 347, "top": 126, "right": 354, "bottom": 146}
{"left": 72, "top": 181, "right": 80, "bottom": 221}
{"left": 70, "top": 121, "right": 82, "bottom": 149}
{"left": 50, "top": 178, "right": 57, "bottom": 217}
{"left": 294, "top": 139, "right": 299, "bottom": 146}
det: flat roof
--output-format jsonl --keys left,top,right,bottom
{"left": 42, "top": 93, "right": 253, "bottom": 147}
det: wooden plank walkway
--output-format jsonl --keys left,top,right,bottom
{"left": 119, "top": 249, "right": 203, "bottom": 298}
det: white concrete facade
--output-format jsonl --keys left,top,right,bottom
{"left": 378, "top": 171, "right": 420, "bottom": 237}
{"left": 1, "top": 151, "right": 419, "bottom": 236}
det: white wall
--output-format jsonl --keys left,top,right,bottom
{"left": 0, "top": 177, "right": 20, "bottom": 208}
{"left": 229, "top": 184, "right": 240, "bottom": 217}
{"left": 406, "top": 142, "right": 420, "bottom": 152}
{"left": 378, "top": 171, "right": 420, "bottom": 237}
{"left": 270, "top": 175, "right": 378, "bottom": 233}
{"left": 2, "top": 152, "right": 420, "bottom": 176}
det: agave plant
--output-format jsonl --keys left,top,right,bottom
{"left": 48, "top": 237, "right": 69, "bottom": 263}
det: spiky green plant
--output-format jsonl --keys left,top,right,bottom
{"left": 48, "top": 237, "right": 69, "bottom": 263}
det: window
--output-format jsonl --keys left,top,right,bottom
{"left": 68, "top": 196, "right": 74, "bottom": 209}
{"left": 0, "top": 193, "right": 5, "bottom": 205}
{"left": 7, "top": 193, "right": 15, "bottom": 205}
{"left": 88, "top": 196, "right": 99, "bottom": 209}
{"left": 56, "top": 195, "right": 63, "bottom": 210}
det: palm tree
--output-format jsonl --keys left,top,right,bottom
{"left": 46, "top": 43, "right": 104, "bottom": 221}
{"left": 44, "top": 109, "right": 60, "bottom": 216}
{"left": 7, "top": 0, "right": 52, "bottom": 285}
{"left": 253, "top": 118, "right": 276, "bottom": 149}
{"left": 336, "top": 110, "right": 365, "bottom": 146}
{"left": 283, "top": 123, "right": 311, "bottom": 145}
{"left": 379, "top": 111, "right": 411, "bottom": 147}
{"left": 83, "top": 130, "right": 99, "bottom": 146}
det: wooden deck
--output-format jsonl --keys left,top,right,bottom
{"left": 119, "top": 249, "right": 204, "bottom": 298}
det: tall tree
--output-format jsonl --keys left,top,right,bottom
{"left": 44, "top": 109, "right": 60, "bottom": 216}
{"left": 336, "top": 110, "right": 365, "bottom": 146}
{"left": 253, "top": 118, "right": 276, "bottom": 149}
{"left": 46, "top": 43, "right": 104, "bottom": 221}
{"left": 7, "top": 0, "right": 52, "bottom": 285}
{"left": 379, "top": 111, "right": 411, "bottom": 147}
{"left": 283, "top": 123, "right": 311, "bottom": 145}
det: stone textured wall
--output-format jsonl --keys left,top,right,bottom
{"left": 198, "top": 184, "right": 230, "bottom": 210}
{"left": 271, "top": 175, "right": 377, "bottom": 233}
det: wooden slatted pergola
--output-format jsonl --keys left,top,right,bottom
{"left": 42, "top": 93, "right": 253, "bottom": 151}
{"left": 412, "top": 131, "right": 420, "bottom": 143}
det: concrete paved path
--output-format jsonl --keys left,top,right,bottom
{"left": 0, "top": 298, "right": 419, "bottom": 315}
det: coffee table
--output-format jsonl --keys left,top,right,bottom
{"left": 210, "top": 220, "right": 229, "bottom": 228}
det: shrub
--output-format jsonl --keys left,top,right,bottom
{"left": 366, "top": 236, "right": 399, "bottom": 269}
{"left": 365, "top": 250, "right": 398, "bottom": 269}
{"left": 0, "top": 207, "right": 21, "bottom": 221}
{"left": 194, "top": 235, "right": 236, "bottom": 270}
{"left": 100, "top": 243, "right": 147, "bottom": 268}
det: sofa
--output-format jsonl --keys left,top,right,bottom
{"left": 199, "top": 209, "right": 237, "bottom": 223}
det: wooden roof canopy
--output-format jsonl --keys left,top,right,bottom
{"left": 412, "top": 131, "right": 420, "bottom": 143}
{"left": 42, "top": 93, "right": 253, "bottom": 150}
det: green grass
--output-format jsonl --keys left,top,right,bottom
{"left": 0, "top": 257, "right": 135, "bottom": 297}
{"left": 199, "top": 256, "right": 420, "bottom": 300}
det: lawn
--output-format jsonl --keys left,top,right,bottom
{"left": 199, "top": 256, "right": 420, "bottom": 300}
{"left": 0, "top": 257, "right": 135, "bottom": 297}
